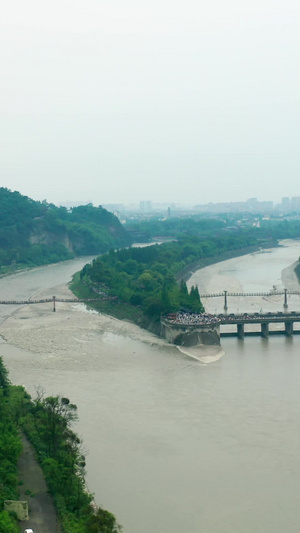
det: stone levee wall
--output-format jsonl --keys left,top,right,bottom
{"left": 161, "top": 319, "right": 220, "bottom": 346}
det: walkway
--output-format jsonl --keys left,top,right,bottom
{"left": 18, "top": 433, "right": 61, "bottom": 533}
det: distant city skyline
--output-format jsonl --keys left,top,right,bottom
{"left": 3, "top": 184, "right": 300, "bottom": 210}
{"left": 71, "top": 195, "right": 300, "bottom": 214}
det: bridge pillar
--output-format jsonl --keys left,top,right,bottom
{"left": 237, "top": 323, "right": 244, "bottom": 339}
{"left": 224, "top": 290, "right": 228, "bottom": 313}
{"left": 284, "top": 288, "right": 288, "bottom": 310}
{"left": 285, "top": 321, "right": 293, "bottom": 336}
{"left": 261, "top": 322, "right": 269, "bottom": 338}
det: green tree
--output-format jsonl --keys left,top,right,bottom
{"left": 87, "top": 508, "right": 122, "bottom": 533}
{"left": 180, "top": 279, "right": 188, "bottom": 296}
{"left": 0, "top": 356, "right": 10, "bottom": 396}
{"left": 33, "top": 395, "right": 78, "bottom": 458}
{"left": 0, "top": 511, "right": 19, "bottom": 533}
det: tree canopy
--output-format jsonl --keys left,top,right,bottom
{"left": 0, "top": 188, "right": 131, "bottom": 271}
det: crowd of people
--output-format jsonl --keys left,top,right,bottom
{"left": 165, "top": 311, "right": 290, "bottom": 326}
{"left": 166, "top": 312, "right": 221, "bottom": 325}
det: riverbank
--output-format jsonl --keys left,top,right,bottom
{"left": 175, "top": 241, "right": 278, "bottom": 282}
{"left": 188, "top": 240, "right": 300, "bottom": 316}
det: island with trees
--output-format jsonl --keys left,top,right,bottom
{"left": 70, "top": 230, "right": 267, "bottom": 330}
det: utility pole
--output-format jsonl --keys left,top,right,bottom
{"left": 284, "top": 288, "right": 288, "bottom": 310}
{"left": 224, "top": 290, "right": 228, "bottom": 313}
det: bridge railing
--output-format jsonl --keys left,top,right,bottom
{"left": 0, "top": 296, "right": 117, "bottom": 305}
{"left": 201, "top": 291, "right": 300, "bottom": 298}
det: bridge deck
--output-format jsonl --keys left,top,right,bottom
{"left": 201, "top": 291, "right": 300, "bottom": 298}
{"left": 165, "top": 313, "right": 300, "bottom": 327}
{"left": 0, "top": 297, "right": 114, "bottom": 305}
{"left": 218, "top": 313, "right": 300, "bottom": 325}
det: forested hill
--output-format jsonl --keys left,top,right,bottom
{"left": 0, "top": 188, "right": 131, "bottom": 270}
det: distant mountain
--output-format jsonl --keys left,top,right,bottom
{"left": 0, "top": 188, "right": 132, "bottom": 270}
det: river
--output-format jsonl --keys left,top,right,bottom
{"left": 1, "top": 242, "right": 300, "bottom": 533}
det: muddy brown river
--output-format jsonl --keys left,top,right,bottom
{"left": 1, "top": 242, "right": 300, "bottom": 533}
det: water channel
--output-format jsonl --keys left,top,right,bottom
{"left": 1, "top": 242, "right": 300, "bottom": 533}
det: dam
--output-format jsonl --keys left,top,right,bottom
{"left": 161, "top": 311, "right": 300, "bottom": 345}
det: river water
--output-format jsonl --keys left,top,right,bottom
{"left": 1, "top": 243, "right": 300, "bottom": 533}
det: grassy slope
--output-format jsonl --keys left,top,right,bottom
{"left": 69, "top": 273, "right": 144, "bottom": 323}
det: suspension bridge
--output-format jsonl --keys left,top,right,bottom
{"left": 0, "top": 295, "right": 116, "bottom": 311}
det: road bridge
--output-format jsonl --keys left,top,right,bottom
{"left": 162, "top": 311, "right": 300, "bottom": 345}
{"left": 217, "top": 312, "right": 300, "bottom": 338}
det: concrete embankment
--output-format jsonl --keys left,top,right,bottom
{"left": 161, "top": 317, "right": 220, "bottom": 346}
{"left": 175, "top": 243, "right": 277, "bottom": 283}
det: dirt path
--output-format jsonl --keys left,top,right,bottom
{"left": 18, "top": 433, "right": 61, "bottom": 533}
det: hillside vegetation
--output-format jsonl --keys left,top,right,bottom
{"left": 0, "top": 357, "right": 121, "bottom": 533}
{"left": 0, "top": 188, "right": 131, "bottom": 271}
{"left": 126, "top": 213, "right": 300, "bottom": 242}
{"left": 0, "top": 358, "right": 21, "bottom": 533}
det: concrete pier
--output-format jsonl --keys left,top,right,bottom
{"left": 285, "top": 321, "right": 293, "bottom": 336}
{"left": 261, "top": 322, "right": 269, "bottom": 338}
{"left": 237, "top": 323, "right": 244, "bottom": 339}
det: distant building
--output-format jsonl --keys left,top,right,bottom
{"left": 276, "top": 197, "right": 300, "bottom": 213}
{"left": 139, "top": 201, "right": 152, "bottom": 212}
{"left": 291, "top": 197, "right": 300, "bottom": 212}
{"left": 281, "top": 197, "right": 290, "bottom": 212}
{"left": 194, "top": 198, "right": 273, "bottom": 214}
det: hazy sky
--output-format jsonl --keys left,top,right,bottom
{"left": 1, "top": 0, "right": 300, "bottom": 207}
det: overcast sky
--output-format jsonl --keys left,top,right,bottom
{"left": 1, "top": 0, "right": 300, "bottom": 207}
